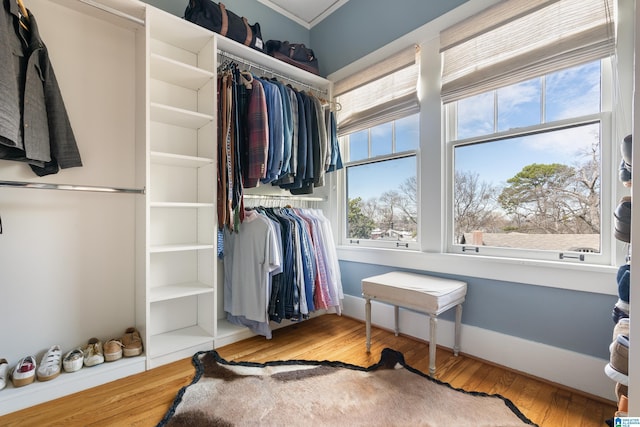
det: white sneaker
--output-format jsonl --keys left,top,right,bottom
{"left": 0, "top": 359, "right": 8, "bottom": 390}
{"left": 83, "top": 338, "right": 104, "bottom": 367}
{"left": 12, "top": 356, "right": 36, "bottom": 387}
{"left": 37, "top": 345, "right": 62, "bottom": 381}
{"left": 63, "top": 348, "right": 84, "bottom": 373}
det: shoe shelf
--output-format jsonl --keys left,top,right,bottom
{"left": 0, "top": 357, "right": 145, "bottom": 416}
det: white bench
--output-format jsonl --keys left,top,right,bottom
{"left": 362, "top": 271, "right": 467, "bottom": 376}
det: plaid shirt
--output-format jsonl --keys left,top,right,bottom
{"left": 243, "top": 79, "right": 269, "bottom": 188}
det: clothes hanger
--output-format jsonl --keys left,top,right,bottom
{"left": 16, "top": 0, "right": 29, "bottom": 31}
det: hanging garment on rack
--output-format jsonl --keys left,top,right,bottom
{"left": 224, "top": 209, "right": 282, "bottom": 339}
{"left": 238, "top": 72, "right": 268, "bottom": 189}
{"left": 223, "top": 207, "right": 343, "bottom": 338}
{"left": 0, "top": 1, "right": 82, "bottom": 176}
{"left": 217, "top": 57, "right": 342, "bottom": 204}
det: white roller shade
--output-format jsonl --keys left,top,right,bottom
{"left": 335, "top": 46, "right": 420, "bottom": 137}
{"left": 440, "top": 0, "right": 614, "bottom": 103}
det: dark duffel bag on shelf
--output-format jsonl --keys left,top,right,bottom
{"left": 184, "top": 0, "right": 264, "bottom": 51}
{"left": 266, "top": 40, "right": 320, "bottom": 75}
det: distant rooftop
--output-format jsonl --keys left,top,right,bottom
{"left": 462, "top": 232, "right": 600, "bottom": 252}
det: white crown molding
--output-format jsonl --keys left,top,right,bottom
{"left": 257, "top": 0, "right": 350, "bottom": 29}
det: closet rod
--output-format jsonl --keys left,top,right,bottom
{"left": 243, "top": 194, "right": 325, "bottom": 202}
{"left": 217, "top": 49, "right": 328, "bottom": 95}
{"left": 78, "top": 0, "right": 145, "bottom": 26}
{"left": 0, "top": 180, "right": 145, "bottom": 194}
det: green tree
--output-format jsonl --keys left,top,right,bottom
{"left": 497, "top": 162, "right": 598, "bottom": 233}
{"left": 348, "top": 197, "right": 376, "bottom": 239}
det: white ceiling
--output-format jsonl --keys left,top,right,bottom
{"left": 257, "top": 0, "right": 350, "bottom": 29}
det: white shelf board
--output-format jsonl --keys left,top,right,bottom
{"left": 150, "top": 243, "right": 214, "bottom": 253}
{"left": 150, "top": 282, "right": 214, "bottom": 303}
{"left": 149, "top": 7, "right": 213, "bottom": 53}
{"left": 0, "top": 356, "right": 145, "bottom": 415}
{"left": 150, "top": 202, "right": 214, "bottom": 208}
{"left": 150, "top": 103, "right": 213, "bottom": 129}
{"left": 150, "top": 151, "right": 213, "bottom": 168}
{"left": 150, "top": 53, "right": 214, "bottom": 90}
{"left": 149, "top": 325, "right": 213, "bottom": 359}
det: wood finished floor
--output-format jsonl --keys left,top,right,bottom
{"left": 0, "top": 315, "right": 616, "bottom": 426}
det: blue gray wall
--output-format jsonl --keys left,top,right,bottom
{"left": 146, "top": 0, "right": 616, "bottom": 360}
{"left": 310, "top": 0, "right": 468, "bottom": 75}
{"left": 341, "top": 261, "right": 616, "bottom": 359}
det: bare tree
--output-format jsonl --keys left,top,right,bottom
{"left": 454, "top": 171, "right": 498, "bottom": 241}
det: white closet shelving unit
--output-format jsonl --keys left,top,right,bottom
{"left": 140, "top": 7, "right": 217, "bottom": 369}
{"left": 0, "top": 0, "right": 332, "bottom": 415}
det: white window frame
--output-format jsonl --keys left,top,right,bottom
{"left": 340, "top": 116, "right": 420, "bottom": 250}
{"left": 443, "top": 57, "right": 615, "bottom": 265}
{"left": 331, "top": 0, "right": 632, "bottom": 296}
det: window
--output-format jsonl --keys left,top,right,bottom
{"left": 441, "top": 0, "right": 614, "bottom": 263}
{"left": 343, "top": 115, "right": 418, "bottom": 247}
{"left": 335, "top": 47, "right": 420, "bottom": 248}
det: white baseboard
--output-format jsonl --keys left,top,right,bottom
{"left": 342, "top": 294, "right": 615, "bottom": 401}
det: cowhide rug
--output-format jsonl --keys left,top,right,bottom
{"left": 157, "top": 348, "right": 537, "bottom": 427}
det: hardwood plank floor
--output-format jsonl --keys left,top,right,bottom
{"left": 0, "top": 315, "right": 616, "bottom": 426}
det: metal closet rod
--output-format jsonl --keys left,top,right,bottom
{"left": 217, "top": 50, "right": 328, "bottom": 95}
{"left": 243, "top": 194, "right": 325, "bottom": 202}
{"left": 0, "top": 180, "right": 145, "bottom": 194}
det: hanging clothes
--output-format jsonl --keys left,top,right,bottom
{"left": 0, "top": 0, "right": 82, "bottom": 176}
{"left": 223, "top": 207, "right": 343, "bottom": 338}
{"left": 217, "top": 59, "right": 342, "bottom": 205}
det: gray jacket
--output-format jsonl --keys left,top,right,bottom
{"left": 0, "top": 0, "right": 82, "bottom": 176}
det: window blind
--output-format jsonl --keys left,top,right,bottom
{"left": 335, "top": 46, "right": 420, "bottom": 137}
{"left": 440, "top": 0, "right": 614, "bottom": 104}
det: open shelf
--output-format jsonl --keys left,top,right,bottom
{"left": 150, "top": 53, "right": 214, "bottom": 89}
{"left": 150, "top": 151, "right": 213, "bottom": 168}
{"left": 150, "top": 103, "right": 213, "bottom": 129}
{"left": 150, "top": 282, "right": 214, "bottom": 303}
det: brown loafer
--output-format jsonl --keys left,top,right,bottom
{"left": 122, "top": 327, "right": 143, "bottom": 357}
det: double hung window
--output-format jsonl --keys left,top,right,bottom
{"left": 441, "top": 0, "right": 615, "bottom": 263}
{"left": 335, "top": 47, "right": 420, "bottom": 248}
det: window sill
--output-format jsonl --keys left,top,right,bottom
{"left": 336, "top": 245, "right": 618, "bottom": 295}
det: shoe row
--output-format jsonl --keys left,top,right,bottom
{"left": 604, "top": 317, "right": 629, "bottom": 415}
{"left": 0, "top": 327, "right": 143, "bottom": 390}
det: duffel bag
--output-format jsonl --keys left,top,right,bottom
{"left": 184, "top": 0, "right": 264, "bottom": 52}
{"left": 266, "top": 40, "right": 319, "bottom": 75}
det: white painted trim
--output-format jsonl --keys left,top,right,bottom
{"left": 343, "top": 294, "right": 615, "bottom": 401}
{"left": 338, "top": 246, "right": 618, "bottom": 296}
{"left": 256, "top": 0, "right": 350, "bottom": 29}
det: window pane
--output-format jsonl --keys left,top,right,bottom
{"left": 497, "top": 78, "right": 541, "bottom": 132}
{"left": 453, "top": 122, "right": 601, "bottom": 252}
{"left": 396, "top": 114, "right": 419, "bottom": 152}
{"left": 546, "top": 61, "right": 601, "bottom": 122}
{"left": 348, "top": 130, "right": 368, "bottom": 162}
{"left": 456, "top": 92, "right": 494, "bottom": 139}
{"left": 371, "top": 122, "right": 393, "bottom": 157}
{"left": 347, "top": 156, "right": 417, "bottom": 241}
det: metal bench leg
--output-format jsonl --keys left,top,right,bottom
{"left": 365, "top": 297, "right": 371, "bottom": 353}
{"left": 454, "top": 303, "right": 463, "bottom": 356}
{"left": 429, "top": 314, "right": 437, "bottom": 377}
{"left": 394, "top": 305, "right": 399, "bottom": 336}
